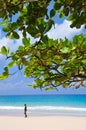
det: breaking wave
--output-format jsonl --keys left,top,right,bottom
{"left": 0, "top": 106, "right": 86, "bottom": 112}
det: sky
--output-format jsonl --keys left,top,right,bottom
{"left": 0, "top": 2, "right": 86, "bottom": 95}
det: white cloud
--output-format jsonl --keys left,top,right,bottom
{"left": 47, "top": 20, "right": 83, "bottom": 40}
{"left": 0, "top": 32, "right": 32, "bottom": 59}
{"left": 0, "top": 31, "right": 37, "bottom": 55}
{"left": 0, "top": 32, "right": 22, "bottom": 52}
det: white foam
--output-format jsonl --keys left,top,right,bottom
{"left": 0, "top": 106, "right": 23, "bottom": 110}
{"left": 29, "top": 106, "right": 86, "bottom": 112}
{"left": 0, "top": 106, "right": 86, "bottom": 112}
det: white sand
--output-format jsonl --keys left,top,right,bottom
{"left": 0, "top": 116, "right": 86, "bottom": 130}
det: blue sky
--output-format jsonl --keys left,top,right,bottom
{"left": 0, "top": 2, "right": 86, "bottom": 95}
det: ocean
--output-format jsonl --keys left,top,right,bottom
{"left": 0, "top": 95, "right": 86, "bottom": 117}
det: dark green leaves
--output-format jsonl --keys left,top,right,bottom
{"left": 6, "top": 31, "right": 20, "bottom": 39}
{"left": 54, "top": 3, "right": 62, "bottom": 10}
{"left": 27, "top": 25, "right": 39, "bottom": 38}
{"left": 50, "top": 9, "right": 56, "bottom": 18}
{"left": 12, "top": 31, "right": 20, "bottom": 39}
{"left": 22, "top": 38, "right": 30, "bottom": 47}
{"left": 63, "top": 7, "right": 69, "bottom": 16}
{"left": 45, "top": 19, "right": 54, "bottom": 32}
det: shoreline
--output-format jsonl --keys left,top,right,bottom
{"left": 0, "top": 105, "right": 86, "bottom": 117}
{"left": 0, "top": 115, "right": 86, "bottom": 130}
{"left": 0, "top": 114, "right": 86, "bottom": 118}
{"left": 0, "top": 110, "right": 86, "bottom": 117}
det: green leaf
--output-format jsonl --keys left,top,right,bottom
{"left": 67, "top": 15, "right": 73, "bottom": 21}
{"left": 10, "top": 22, "right": 18, "bottom": 30}
{"left": 45, "top": 19, "right": 54, "bottom": 32}
{"left": 0, "top": 66, "right": 9, "bottom": 80}
{"left": 82, "top": 59, "right": 86, "bottom": 64}
{"left": 22, "top": 38, "right": 30, "bottom": 47}
{"left": 18, "top": 46, "right": 24, "bottom": 51}
{"left": 23, "top": 29, "right": 26, "bottom": 37}
{"left": 1, "top": 46, "right": 8, "bottom": 55}
{"left": 59, "top": 11, "right": 64, "bottom": 18}
{"left": 13, "top": 31, "right": 20, "bottom": 39}
{"left": 2, "top": 26, "right": 9, "bottom": 32}
{"left": 6, "top": 31, "right": 20, "bottom": 39}
{"left": 60, "top": 47, "right": 70, "bottom": 53}
{"left": 0, "top": 74, "right": 8, "bottom": 80}
{"left": 54, "top": 3, "right": 62, "bottom": 10}
{"left": 63, "top": 7, "right": 69, "bottom": 16}
{"left": 0, "top": 19, "right": 8, "bottom": 26}
{"left": 8, "top": 61, "right": 15, "bottom": 68}
{"left": 4, "top": 66, "right": 8, "bottom": 73}
{"left": 27, "top": 25, "right": 39, "bottom": 37}
{"left": 50, "top": 9, "right": 55, "bottom": 18}
{"left": 41, "top": 35, "right": 48, "bottom": 43}
{"left": 34, "top": 33, "right": 41, "bottom": 38}
{"left": 11, "top": 0, "right": 19, "bottom": 4}
{"left": 36, "top": 18, "right": 46, "bottom": 34}
{"left": 45, "top": 87, "right": 54, "bottom": 91}
{"left": 76, "top": 24, "right": 81, "bottom": 29}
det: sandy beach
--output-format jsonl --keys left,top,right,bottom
{"left": 0, "top": 116, "right": 86, "bottom": 130}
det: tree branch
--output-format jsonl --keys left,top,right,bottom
{"left": 74, "top": 74, "right": 86, "bottom": 79}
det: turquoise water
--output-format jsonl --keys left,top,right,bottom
{"left": 0, "top": 95, "right": 86, "bottom": 116}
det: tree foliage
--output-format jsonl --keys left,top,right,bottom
{"left": 0, "top": 0, "right": 86, "bottom": 90}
